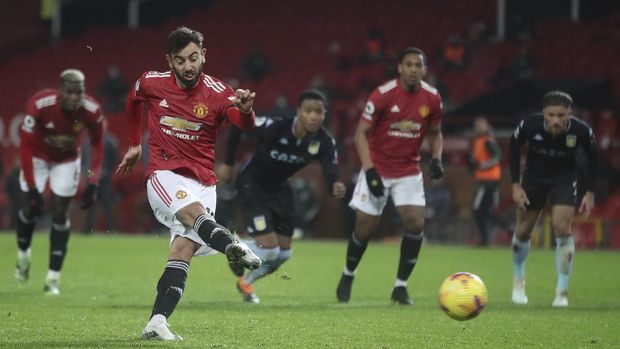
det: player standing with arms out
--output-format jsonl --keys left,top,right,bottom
{"left": 219, "top": 89, "right": 347, "bottom": 303}
{"left": 15, "top": 69, "right": 104, "bottom": 295}
{"left": 116, "top": 27, "right": 261, "bottom": 341}
{"left": 509, "top": 91, "right": 598, "bottom": 307}
{"left": 336, "top": 47, "right": 444, "bottom": 305}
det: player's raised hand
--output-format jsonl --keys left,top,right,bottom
{"left": 511, "top": 183, "right": 530, "bottom": 211}
{"left": 234, "top": 89, "right": 256, "bottom": 114}
{"left": 116, "top": 145, "right": 142, "bottom": 176}
{"left": 579, "top": 191, "right": 595, "bottom": 220}
{"left": 332, "top": 181, "right": 346, "bottom": 199}
{"left": 216, "top": 164, "right": 234, "bottom": 184}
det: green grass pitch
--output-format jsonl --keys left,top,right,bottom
{"left": 0, "top": 232, "right": 619, "bottom": 348}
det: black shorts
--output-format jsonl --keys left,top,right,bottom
{"left": 236, "top": 175, "right": 295, "bottom": 237}
{"left": 521, "top": 171, "right": 577, "bottom": 211}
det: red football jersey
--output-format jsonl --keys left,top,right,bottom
{"left": 361, "top": 79, "right": 442, "bottom": 178}
{"left": 19, "top": 89, "right": 104, "bottom": 187}
{"left": 127, "top": 71, "right": 254, "bottom": 185}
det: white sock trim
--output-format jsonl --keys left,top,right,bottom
{"left": 343, "top": 267, "right": 355, "bottom": 276}
{"left": 46, "top": 270, "right": 61, "bottom": 280}
{"left": 395, "top": 279, "right": 408, "bottom": 287}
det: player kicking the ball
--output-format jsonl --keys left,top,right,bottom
{"left": 117, "top": 26, "right": 261, "bottom": 340}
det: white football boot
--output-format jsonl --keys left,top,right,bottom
{"left": 43, "top": 277, "right": 60, "bottom": 296}
{"left": 15, "top": 250, "right": 32, "bottom": 285}
{"left": 511, "top": 278, "right": 528, "bottom": 304}
{"left": 142, "top": 314, "right": 183, "bottom": 341}
{"left": 552, "top": 290, "right": 569, "bottom": 307}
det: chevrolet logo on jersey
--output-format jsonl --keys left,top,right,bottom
{"left": 389, "top": 120, "right": 421, "bottom": 132}
{"left": 308, "top": 140, "right": 320, "bottom": 155}
{"left": 160, "top": 116, "right": 202, "bottom": 131}
{"left": 45, "top": 135, "right": 76, "bottom": 149}
{"left": 566, "top": 135, "right": 577, "bottom": 148}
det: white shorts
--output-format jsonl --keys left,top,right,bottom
{"left": 146, "top": 170, "right": 218, "bottom": 257}
{"left": 349, "top": 170, "right": 425, "bottom": 216}
{"left": 19, "top": 157, "right": 80, "bottom": 197}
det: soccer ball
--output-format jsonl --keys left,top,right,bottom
{"left": 438, "top": 272, "right": 488, "bottom": 321}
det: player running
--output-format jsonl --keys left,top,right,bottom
{"left": 335, "top": 47, "right": 444, "bottom": 305}
{"left": 219, "top": 89, "right": 346, "bottom": 303}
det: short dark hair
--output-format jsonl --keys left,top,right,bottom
{"left": 166, "top": 26, "right": 204, "bottom": 55}
{"left": 399, "top": 47, "right": 427, "bottom": 66}
{"left": 543, "top": 90, "right": 573, "bottom": 109}
{"left": 298, "top": 89, "right": 327, "bottom": 107}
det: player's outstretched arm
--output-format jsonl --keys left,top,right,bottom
{"left": 116, "top": 145, "right": 142, "bottom": 176}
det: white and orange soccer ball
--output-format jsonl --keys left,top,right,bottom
{"left": 438, "top": 272, "right": 488, "bottom": 321}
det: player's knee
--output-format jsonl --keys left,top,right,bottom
{"left": 514, "top": 231, "right": 531, "bottom": 242}
{"left": 404, "top": 219, "right": 424, "bottom": 233}
{"left": 177, "top": 202, "right": 209, "bottom": 228}
{"left": 552, "top": 222, "right": 571, "bottom": 235}
{"left": 18, "top": 209, "right": 36, "bottom": 224}
{"left": 51, "top": 209, "right": 69, "bottom": 224}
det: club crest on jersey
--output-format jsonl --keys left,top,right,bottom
{"left": 253, "top": 215, "right": 267, "bottom": 231}
{"left": 193, "top": 103, "right": 208, "bottom": 118}
{"left": 176, "top": 190, "right": 187, "bottom": 199}
{"left": 308, "top": 140, "right": 320, "bottom": 155}
{"left": 566, "top": 135, "right": 577, "bottom": 148}
{"left": 419, "top": 105, "right": 430, "bottom": 118}
{"left": 72, "top": 121, "right": 85, "bottom": 132}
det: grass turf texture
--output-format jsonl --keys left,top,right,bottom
{"left": 0, "top": 232, "right": 619, "bottom": 348}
